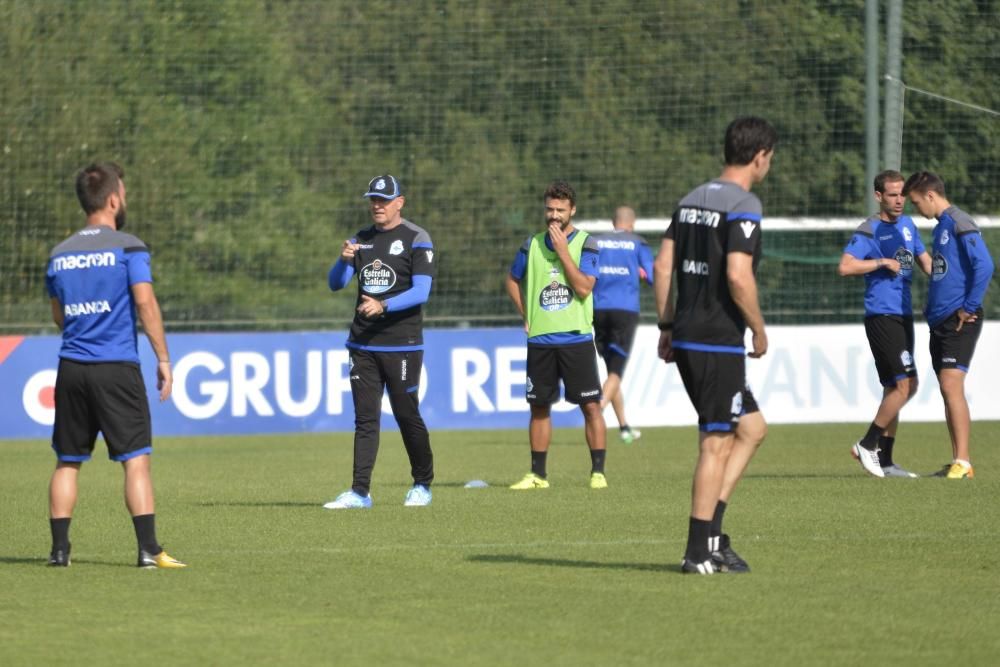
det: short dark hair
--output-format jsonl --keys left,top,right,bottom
{"left": 543, "top": 181, "right": 576, "bottom": 206}
{"left": 75, "top": 162, "right": 124, "bottom": 214}
{"left": 874, "top": 169, "right": 904, "bottom": 193}
{"left": 724, "top": 117, "right": 778, "bottom": 166}
{"left": 902, "top": 170, "right": 946, "bottom": 197}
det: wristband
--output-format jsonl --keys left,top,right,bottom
{"left": 657, "top": 321, "right": 673, "bottom": 331}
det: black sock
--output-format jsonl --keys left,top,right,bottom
{"left": 351, "top": 486, "right": 370, "bottom": 497}
{"left": 589, "top": 449, "right": 606, "bottom": 474}
{"left": 685, "top": 517, "right": 712, "bottom": 562}
{"left": 860, "top": 422, "right": 884, "bottom": 450}
{"left": 131, "top": 514, "right": 161, "bottom": 555}
{"left": 620, "top": 425, "right": 631, "bottom": 434}
{"left": 710, "top": 500, "right": 727, "bottom": 538}
{"left": 530, "top": 451, "right": 548, "bottom": 478}
{"left": 50, "top": 518, "right": 71, "bottom": 551}
{"left": 878, "top": 436, "right": 895, "bottom": 466}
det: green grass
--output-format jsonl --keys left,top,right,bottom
{"left": 2, "top": 423, "right": 999, "bottom": 666}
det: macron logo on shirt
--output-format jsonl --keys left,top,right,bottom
{"left": 51, "top": 252, "right": 116, "bottom": 271}
{"left": 740, "top": 221, "right": 756, "bottom": 239}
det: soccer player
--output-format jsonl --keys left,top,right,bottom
{"left": 505, "top": 181, "right": 608, "bottom": 490}
{"left": 592, "top": 206, "right": 654, "bottom": 444}
{"left": 903, "top": 171, "right": 994, "bottom": 479}
{"left": 45, "top": 162, "right": 184, "bottom": 568}
{"left": 839, "top": 170, "right": 931, "bottom": 478}
{"left": 324, "top": 175, "right": 436, "bottom": 508}
{"left": 655, "top": 117, "right": 776, "bottom": 574}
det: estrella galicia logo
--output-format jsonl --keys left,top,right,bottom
{"left": 540, "top": 280, "right": 573, "bottom": 311}
{"left": 389, "top": 240, "right": 404, "bottom": 256}
{"left": 361, "top": 259, "right": 397, "bottom": 294}
{"left": 932, "top": 253, "right": 948, "bottom": 282}
{"left": 894, "top": 248, "right": 914, "bottom": 273}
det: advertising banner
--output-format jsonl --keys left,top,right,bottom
{"left": 2, "top": 324, "right": 997, "bottom": 439}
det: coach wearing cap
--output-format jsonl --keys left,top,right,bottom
{"left": 323, "top": 175, "right": 437, "bottom": 509}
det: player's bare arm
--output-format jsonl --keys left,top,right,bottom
{"left": 916, "top": 251, "right": 932, "bottom": 275}
{"left": 837, "top": 253, "right": 900, "bottom": 277}
{"left": 132, "top": 281, "right": 172, "bottom": 401}
{"left": 505, "top": 272, "right": 526, "bottom": 331}
{"left": 654, "top": 238, "right": 675, "bottom": 362}
{"left": 550, "top": 224, "right": 596, "bottom": 299}
{"left": 50, "top": 297, "right": 64, "bottom": 331}
{"left": 727, "top": 251, "right": 768, "bottom": 358}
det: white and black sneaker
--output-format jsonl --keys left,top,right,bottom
{"left": 710, "top": 534, "right": 750, "bottom": 573}
{"left": 851, "top": 441, "right": 885, "bottom": 477}
{"left": 681, "top": 557, "right": 717, "bottom": 575}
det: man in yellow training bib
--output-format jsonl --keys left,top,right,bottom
{"left": 505, "top": 181, "right": 608, "bottom": 490}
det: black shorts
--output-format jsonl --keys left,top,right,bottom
{"left": 674, "top": 348, "right": 759, "bottom": 432}
{"left": 593, "top": 309, "right": 639, "bottom": 377}
{"left": 929, "top": 309, "right": 983, "bottom": 375}
{"left": 51, "top": 359, "right": 152, "bottom": 463}
{"left": 526, "top": 342, "right": 602, "bottom": 405}
{"left": 864, "top": 315, "right": 916, "bottom": 386}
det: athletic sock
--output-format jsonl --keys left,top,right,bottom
{"left": 351, "top": 486, "right": 370, "bottom": 497}
{"left": 131, "top": 514, "right": 161, "bottom": 555}
{"left": 685, "top": 517, "right": 712, "bottom": 563}
{"left": 878, "top": 436, "right": 895, "bottom": 467}
{"left": 710, "top": 500, "right": 727, "bottom": 540}
{"left": 530, "top": 451, "right": 548, "bottom": 479}
{"left": 860, "top": 422, "right": 884, "bottom": 450}
{"left": 50, "top": 518, "right": 71, "bottom": 551}
{"left": 589, "top": 448, "right": 606, "bottom": 474}
{"left": 620, "top": 425, "right": 631, "bottom": 434}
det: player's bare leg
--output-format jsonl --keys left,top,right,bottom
{"left": 529, "top": 404, "right": 552, "bottom": 453}
{"left": 938, "top": 369, "right": 971, "bottom": 463}
{"left": 581, "top": 400, "right": 608, "bottom": 487}
{"left": 123, "top": 454, "right": 155, "bottom": 516}
{"left": 692, "top": 432, "right": 735, "bottom": 519}
{"left": 719, "top": 411, "right": 767, "bottom": 504}
{"left": 49, "top": 462, "right": 81, "bottom": 519}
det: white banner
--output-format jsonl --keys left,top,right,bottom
{"left": 614, "top": 323, "right": 999, "bottom": 426}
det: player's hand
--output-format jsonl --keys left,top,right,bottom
{"left": 956, "top": 309, "right": 977, "bottom": 332}
{"left": 341, "top": 240, "right": 359, "bottom": 261}
{"left": 548, "top": 223, "right": 568, "bottom": 254}
{"left": 748, "top": 329, "right": 768, "bottom": 358}
{"left": 357, "top": 294, "right": 385, "bottom": 319}
{"left": 657, "top": 330, "right": 675, "bottom": 363}
{"left": 879, "top": 258, "right": 901, "bottom": 275}
{"left": 156, "top": 361, "right": 173, "bottom": 402}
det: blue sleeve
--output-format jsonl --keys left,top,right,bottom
{"left": 961, "top": 233, "right": 995, "bottom": 313}
{"left": 328, "top": 259, "right": 355, "bottom": 291}
{"left": 639, "top": 242, "right": 654, "bottom": 285}
{"left": 385, "top": 274, "right": 432, "bottom": 312}
{"left": 510, "top": 250, "right": 527, "bottom": 281}
{"left": 127, "top": 250, "right": 153, "bottom": 285}
{"left": 580, "top": 249, "right": 600, "bottom": 278}
{"left": 844, "top": 234, "right": 875, "bottom": 260}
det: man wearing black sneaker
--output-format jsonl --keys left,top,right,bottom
{"left": 654, "top": 117, "right": 777, "bottom": 574}
{"left": 45, "top": 162, "right": 184, "bottom": 569}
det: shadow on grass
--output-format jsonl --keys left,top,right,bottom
{"left": 191, "top": 501, "right": 319, "bottom": 508}
{"left": 0, "top": 556, "right": 132, "bottom": 568}
{"left": 467, "top": 553, "right": 680, "bottom": 573}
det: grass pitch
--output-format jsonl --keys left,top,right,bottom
{"left": 1, "top": 422, "right": 999, "bottom": 666}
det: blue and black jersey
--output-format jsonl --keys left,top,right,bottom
{"left": 592, "top": 230, "right": 654, "bottom": 313}
{"left": 665, "top": 179, "right": 762, "bottom": 353}
{"left": 926, "top": 206, "right": 994, "bottom": 327}
{"left": 509, "top": 229, "right": 600, "bottom": 345}
{"left": 843, "top": 215, "right": 925, "bottom": 317}
{"left": 45, "top": 226, "right": 153, "bottom": 364}
{"left": 329, "top": 219, "right": 435, "bottom": 350}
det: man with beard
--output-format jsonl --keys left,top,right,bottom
{"left": 505, "top": 181, "right": 608, "bottom": 490}
{"left": 45, "top": 162, "right": 184, "bottom": 568}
